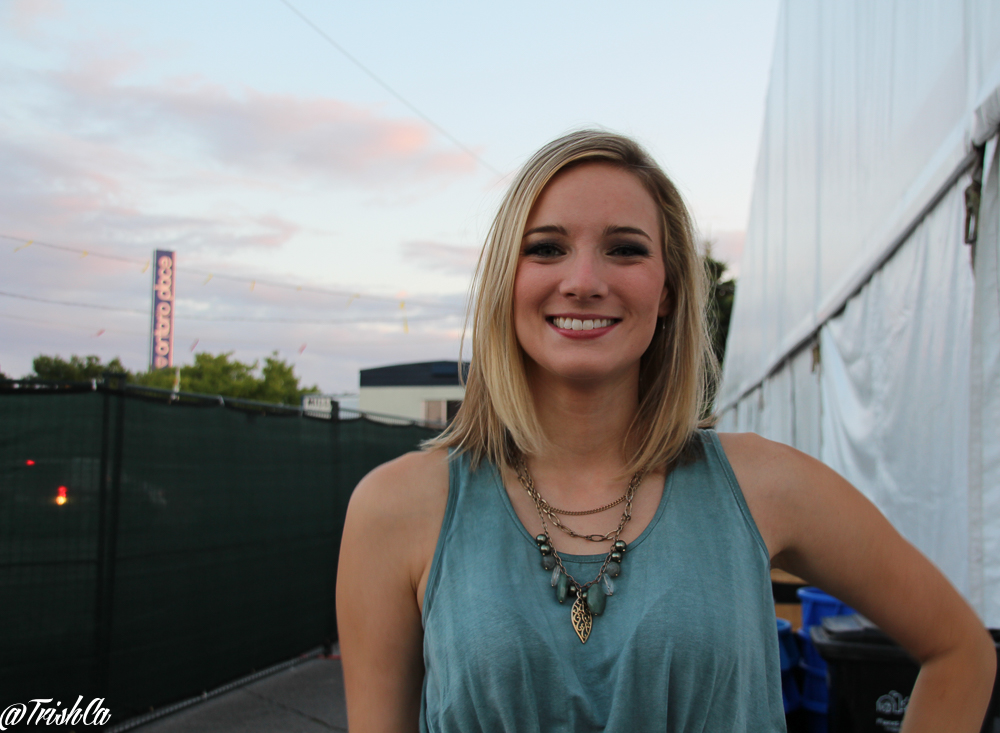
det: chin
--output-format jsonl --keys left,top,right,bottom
{"left": 531, "top": 359, "right": 640, "bottom": 387}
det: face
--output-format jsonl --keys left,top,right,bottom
{"left": 513, "top": 161, "right": 668, "bottom": 386}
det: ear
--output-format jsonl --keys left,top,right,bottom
{"left": 657, "top": 285, "right": 670, "bottom": 318}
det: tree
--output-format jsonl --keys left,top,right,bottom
{"left": 704, "top": 253, "right": 736, "bottom": 368}
{"left": 28, "top": 351, "right": 319, "bottom": 406}
{"left": 30, "top": 354, "right": 130, "bottom": 381}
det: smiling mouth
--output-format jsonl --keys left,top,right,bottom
{"left": 548, "top": 317, "right": 620, "bottom": 331}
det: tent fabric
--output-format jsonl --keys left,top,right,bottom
{"left": 970, "top": 141, "right": 1000, "bottom": 625}
{"left": 714, "top": 344, "right": 821, "bottom": 461}
{"left": 819, "top": 184, "right": 974, "bottom": 603}
{"left": 720, "top": 0, "right": 1000, "bottom": 409}
{"left": 717, "top": 0, "right": 1000, "bottom": 625}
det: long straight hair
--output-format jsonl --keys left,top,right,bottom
{"left": 425, "top": 130, "right": 717, "bottom": 476}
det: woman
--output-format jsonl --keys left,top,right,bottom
{"left": 337, "top": 131, "right": 995, "bottom": 731}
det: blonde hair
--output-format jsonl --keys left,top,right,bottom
{"left": 426, "top": 130, "right": 717, "bottom": 475}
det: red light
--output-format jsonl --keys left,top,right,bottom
{"left": 26, "top": 460, "right": 35, "bottom": 466}
{"left": 58, "top": 486, "right": 67, "bottom": 498}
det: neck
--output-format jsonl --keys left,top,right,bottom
{"left": 521, "top": 364, "right": 641, "bottom": 497}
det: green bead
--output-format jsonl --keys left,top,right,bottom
{"left": 541, "top": 555, "right": 556, "bottom": 571}
{"left": 539, "top": 544, "right": 552, "bottom": 556}
{"left": 586, "top": 583, "right": 607, "bottom": 615}
{"left": 613, "top": 540, "right": 627, "bottom": 553}
{"left": 535, "top": 534, "right": 548, "bottom": 546}
{"left": 610, "top": 551, "right": 624, "bottom": 563}
{"left": 556, "top": 572, "right": 569, "bottom": 604}
{"left": 606, "top": 561, "right": 621, "bottom": 578}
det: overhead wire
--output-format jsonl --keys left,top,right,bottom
{"left": 0, "top": 290, "right": 456, "bottom": 325}
{"left": 1, "top": 233, "right": 466, "bottom": 312}
{"left": 277, "top": 0, "right": 500, "bottom": 177}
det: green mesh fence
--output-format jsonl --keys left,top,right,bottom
{"left": 0, "top": 379, "right": 435, "bottom": 720}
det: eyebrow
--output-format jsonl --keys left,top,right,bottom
{"left": 522, "top": 224, "right": 567, "bottom": 238}
{"left": 521, "top": 224, "right": 653, "bottom": 240}
{"left": 604, "top": 225, "right": 652, "bottom": 240}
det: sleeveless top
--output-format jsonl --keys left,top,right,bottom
{"left": 420, "top": 430, "right": 786, "bottom": 732}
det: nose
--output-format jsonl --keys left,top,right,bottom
{"left": 558, "top": 249, "right": 608, "bottom": 301}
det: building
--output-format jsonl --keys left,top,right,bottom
{"left": 358, "top": 361, "right": 468, "bottom": 425}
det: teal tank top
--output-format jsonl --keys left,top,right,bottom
{"left": 420, "top": 430, "right": 786, "bottom": 732}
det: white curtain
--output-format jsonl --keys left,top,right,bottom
{"left": 969, "top": 139, "right": 1000, "bottom": 626}
{"left": 819, "top": 183, "right": 975, "bottom": 599}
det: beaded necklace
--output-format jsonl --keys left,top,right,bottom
{"left": 514, "top": 459, "right": 643, "bottom": 643}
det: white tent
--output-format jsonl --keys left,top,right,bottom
{"left": 716, "top": 1, "right": 1000, "bottom": 627}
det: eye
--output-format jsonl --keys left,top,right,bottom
{"left": 522, "top": 241, "right": 564, "bottom": 258}
{"left": 608, "top": 241, "right": 652, "bottom": 258}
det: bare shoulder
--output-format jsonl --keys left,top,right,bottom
{"left": 714, "top": 431, "right": 835, "bottom": 560}
{"left": 347, "top": 450, "right": 449, "bottom": 556}
{"left": 715, "top": 431, "right": 808, "bottom": 478}
{"left": 349, "top": 448, "right": 449, "bottom": 518}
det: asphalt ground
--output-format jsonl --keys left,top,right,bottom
{"left": 126, "top": 655, "right": 347, "bottom": 733}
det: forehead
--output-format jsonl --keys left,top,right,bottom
{"left": 525, "top": 161, "right": 659, "bottom": 231}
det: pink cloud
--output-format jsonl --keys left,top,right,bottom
{"left": 36, "top": 58, "right": 479, "bottom": 186}
{"left": 4, "top": 0, "right": 63, "bottom": 35}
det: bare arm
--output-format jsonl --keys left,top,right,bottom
{"left": 720, "top": 433, "right": 996, "bottom": 733}
{"left": 336, "top": 450, "right": 449, "bottom": 733}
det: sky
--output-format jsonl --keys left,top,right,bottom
{"left": 0, "top": 0, "right": 780, "bottom": 394}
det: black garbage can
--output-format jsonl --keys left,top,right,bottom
{"left": 811, "top": 616, "right": 1000, "bottom": 733}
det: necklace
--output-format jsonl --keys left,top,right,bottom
{"left": 514, "top": 459, "right": 643, "bottom": 643}
{"left": 538, "top": 491, "right": 629, "bottom": 516}
{"left": 517, "top": 462, "right": 641, "bottom": 541}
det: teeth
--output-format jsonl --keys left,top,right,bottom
{"left": 553, "top": 317, "right": 614, "bottom": 330}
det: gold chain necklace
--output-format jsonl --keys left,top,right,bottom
{"left": 537, "top": 491, "right": 629, "bottom": 516}
{"left": 514, "top": 458, "right": 643, "bottom": 643}
{"left": 515, "top": 460, "right": 641, "bottom": 541}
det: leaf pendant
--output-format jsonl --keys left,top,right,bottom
{"left": 571, "top": 595, "right": 593, "bottom": 643}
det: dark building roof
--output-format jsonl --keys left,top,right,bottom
{"left": 359, "top": 361, "right": 470, "bottom": 388}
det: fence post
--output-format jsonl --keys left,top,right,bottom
{"left": 94, "top": 373, "right": 127, "bottom": 700}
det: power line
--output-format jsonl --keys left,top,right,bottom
{"left": 0, "top": 290, "right": 455, "bottom": 325}
{"left": 277, "top": 0, "right": 499, "bottom": 177}
{"left": 1, "top": 233, "right": 466, "bottom": 312}
{"left": 0, "top": 290, "right": 146, "bottom": 314}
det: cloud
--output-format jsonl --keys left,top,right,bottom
{"left": 31, "top": 56, "right": 478, "bottom": 187}
{"left": 0, "top": 44, "right": 481, "bottom": 257}
{"left": 0, "top": 132, "right": 301, "bottom": 252}
{"left": 3, "top": 0, "right": 64, "bottom": 36}
{"left": 401, "top": 240, "right": 481, "bottom": 276}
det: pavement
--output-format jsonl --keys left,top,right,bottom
{"left": 125, "top": 655, "right": 347, "bottom": 733}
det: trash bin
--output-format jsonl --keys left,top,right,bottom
{"left": 812, "top": 616, "right": 1000, "bottom": 733}
{"left": 795, "top": 586, "right": 856, "bottom": 732}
